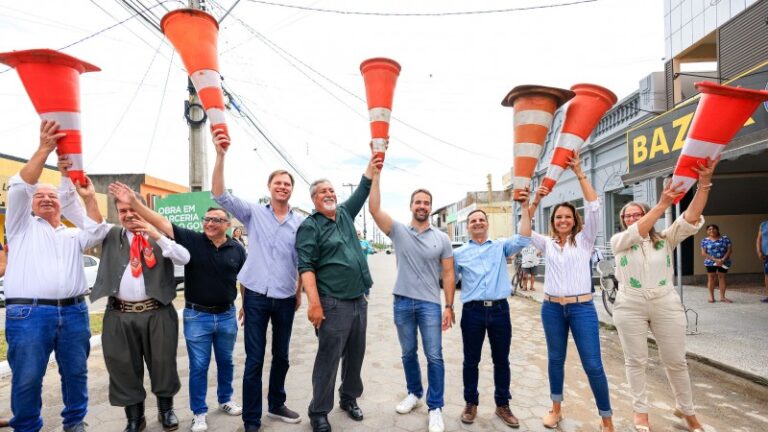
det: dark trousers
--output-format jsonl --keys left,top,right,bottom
{"left": 308, "top": 296, "right": 367, "bottom": 419}
{"left": 102, "top": 303, "right": 181, "bottom": 406}
{"left": 242, "top": 291, "right": 296, "bottom": 428}
{"left": 460, "top": 299, "right": 512, "bottom": 406}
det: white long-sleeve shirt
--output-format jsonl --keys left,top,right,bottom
{"left": 530, "top": 199, "right": 601, "bottom": 297}
{"left": 5, "top": 175, "right": 110, "bottom": 299}
{"left": 114, "top": 228, "right": 190, "bottom": 302}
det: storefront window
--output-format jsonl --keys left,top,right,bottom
{"left": 607, "top": 187, "right": 634, "bottom": 237}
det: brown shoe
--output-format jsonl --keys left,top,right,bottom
{"left": 460, "top": 403, "right": 477, "bottom": 424}
{"left": 495, "top": 405, "right": 520, "bottom": 428}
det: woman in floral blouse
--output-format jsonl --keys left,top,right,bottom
{"left": 610, "top": 158, "right": 717, "bottom": 432}
{"left": 700, "top": 224, "right": 732, "bottom": 303}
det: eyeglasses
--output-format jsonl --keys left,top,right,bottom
{"left": 622, "top": 212, "right": 644, "bottom": 220}
{"left": 203, "top": 216, "right": 229, "bottom": 224}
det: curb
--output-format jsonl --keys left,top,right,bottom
{"left": 514, "top": 290, "right": 768, "bottom": 387}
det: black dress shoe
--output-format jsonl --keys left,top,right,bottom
{"left": 310, "top": 416, "right": 332, "bottom": 432}
{"left": 123, "top": 402, "right": 146, "bottom": 432}
{"left": 339, "top": 400, "right": 364, "bottom": 421}
{"left": 156, "top": 397, "right": 179, "bottom": 431}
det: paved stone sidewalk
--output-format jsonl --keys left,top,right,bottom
{"left": 1, "top": 254, "right": 767, "bottom": 431}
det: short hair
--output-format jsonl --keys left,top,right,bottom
{"left": 113, "top": 191, "right": 146, "bottom": 209}
{"left": 268, "top": 170, "right": 294, "bottom": 186}
{"left": 206, "top": 206, "right": 230, "bottom": 219}
{"left": 706, "top": 224, "right": 720, "bottom": 232}
{"left": 309, "top": 178, "right": 332, "bottom": 198}
{"left": 466, "top": 209, "right": 487, "bottom": 223}
{"left": 410, "top": 189, "right": 433, "bottom": 205}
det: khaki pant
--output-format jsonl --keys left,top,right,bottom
{"left": 612, "top": 286, "right": 695, "bottom": 415}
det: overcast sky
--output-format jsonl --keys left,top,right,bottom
{"left": 0, "top": 0, "right": 665, "bottom": 231}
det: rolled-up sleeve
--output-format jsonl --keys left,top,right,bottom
{"left": 580, "top": 199, "right": 601, "bottom": 248}
{"left": 77, "top": 218, "right": 111, "bottom": 250}
{"left": 6, "top": 175, "right": 36, "bottom": 238}
{"left": 296, "top": 220, "right": 319, "bottom": 274}
{"left": 663, "top": 214, "right": 704, "bottom": 248}
{"left": 610, "top": 223, "right": 643, "bottom": 253}
{"left": 156, "top": 235, "right": 191, "bottom": 265}
{"left": 212, "top": 190, "right": 252, "bottom": 225}
{"left": 503, "top": 234, "right": 531, "bottom": 256}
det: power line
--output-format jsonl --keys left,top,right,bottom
{"left": 143, "top": 48, "right": 175, "bottom": 172}
{"left": 87, "top": 39, "right": 166, "bottom": 169}
{"left": 243, "top": 0, "right": 598, "bottom": 17}
{"left": 0, "top": 0, "right": 173, "bottom": 74}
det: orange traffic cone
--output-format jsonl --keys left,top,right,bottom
{"left": 0, "top": 49, "right": 99, "bottom": 185}
{"left": 541, "top": 84, "right": 616, "bottom": 190}
{"left": 671, "top": 81, "right": 768, "bottom": 203}
{"left": 161, "top": 9, "right": 229, "bottom": 145}
{"left": 360, "top": 58, "right": 401, "bottom": 162}
{"left": 502, "top": 85, "right": 575, "bottom": 201}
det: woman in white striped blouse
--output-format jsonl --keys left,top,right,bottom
{"left": 528, "top": 154, "right": 614, "bottom": 432}
{"left": 610, "top": 159, "right": 716, "bottom": 432}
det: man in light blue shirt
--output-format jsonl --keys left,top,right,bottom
{"left": 453, "top": 194, "right": 532, "bottom": 428}
{"left": 211, "top": 131, "right": 304, "bottom": 431}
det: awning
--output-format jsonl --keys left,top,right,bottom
{"left": 623, "top": 59, "right": 768, "bottom": 184}
{"left": 622, "top": 129, "right": 768, "bottom": 184}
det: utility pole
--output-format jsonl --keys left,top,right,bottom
{"left": 186, "top": 0, "right": 208, "bottom": 191}
{"left": 342, "top": 182, "right": 367, "bottom": 239}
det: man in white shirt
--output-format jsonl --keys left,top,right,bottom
{"left": 4, "top": 120, "right": 108, "bottom": 432}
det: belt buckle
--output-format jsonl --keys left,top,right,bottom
{"left": 483, "top": 300, "right": 493, "bottom": 307}
{"left": 133, "top": 303, "right": 146, "bottom": 312}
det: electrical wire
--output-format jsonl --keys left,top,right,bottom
{"left": 87, "top": 39, "right": 165, "bottom": 169}
{"left": 143, "top": 48, "right": 175, "bottom": 171}
{"left": 243, "top": 0, "right": 598, "bottom": 17}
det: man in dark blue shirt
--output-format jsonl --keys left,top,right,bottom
{"left": 109, "top": 182, "right": 246, "bottom": 432}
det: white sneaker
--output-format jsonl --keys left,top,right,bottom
{"left": 429, "top": 408, "right": 445, "bottom": 432}
{"left": 219, "top": 400, "right": 243, "bottom": 416}
{"left": 191, "top": 413, "right": 208, "bottom": 432}
{"left": 395, "top": 393, "right": 421, "bottom": 414}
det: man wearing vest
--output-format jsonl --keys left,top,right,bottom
{"left": 368, "top": 159, "right": 456, "bottom": 432}
{"left": 107, "top": 181, "right": 247, "bottom": 431}
{"left": 296, "top": 155, "right": 380, "bottom": 432}
{"left": 211, "top": 131, "right": 305, "bottom": 432}
{"left": 5, "top": 120, "right": 108, "bottom": 432}
{"left": 88, "top": 184, "right": 190, "bottom": 432}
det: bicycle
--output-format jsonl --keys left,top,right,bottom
{"left": 595, "top": 260, "right": 619, "bottom": 316}
{"left": 510, "top": 255, "right": 524, "bottom": 296}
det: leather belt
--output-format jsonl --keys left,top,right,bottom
{"left": 185, "top": 302, "right": 232, "bottom": 314}
{"left": 6, "top": 296, "right": 86, "bottom": 307}
{"left": 466, "top": 299, "right": 506, "bottom": 307}
{"left": 109, "top": 297, "right": 161, "bottom": 313}
{"left": 544, "top": 293, "right": 593, "bottom": 305}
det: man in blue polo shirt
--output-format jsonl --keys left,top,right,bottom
{"left": 368, "top": 161, "right": 456, "bottom": 432}
{"left": 108, "top": 182, "right": 246, "bottom": 432}
{"left": 453, "top": 192, "right": 532, "bottom": 429}
{"left": 212, "top": 130, "right": 304, "bottom": 432}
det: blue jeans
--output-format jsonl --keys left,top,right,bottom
{"left": 393, "top": 295, "right": 444, "bottom": 410}
{"left": 5, "top": 302, "right": 91, "bottom": 432}
{"left": 460, "top": 299, "right": 512, "bottom": 406}
{"left": 541, "top": 299, "right": 612, "bottom": 417}
{"left": 184, "top": 306, "right": 238, "bottom": 414}
{"left": 242, "top": 290, "right": 296, "bottom": 428}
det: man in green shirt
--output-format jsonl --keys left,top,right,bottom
{"left": 296, "top": 156, "right": 379, "bottom": 432}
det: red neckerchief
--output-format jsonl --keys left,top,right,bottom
{"left": 130, "top": 232, "right": 156, "bottom": 277}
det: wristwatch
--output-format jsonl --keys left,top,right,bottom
{"left": 444, "top": 304, "right": 453, "bottom": 310}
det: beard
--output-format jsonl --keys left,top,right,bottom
{"left": 413, "top": 211, "right": 428, "bottom": 222}
{"left": 321, "top": 200, "right": 337, "bottom": 212}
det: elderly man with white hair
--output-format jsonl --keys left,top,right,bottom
{"left": 4, "top": 120, "right": 108, "bottom": 432}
